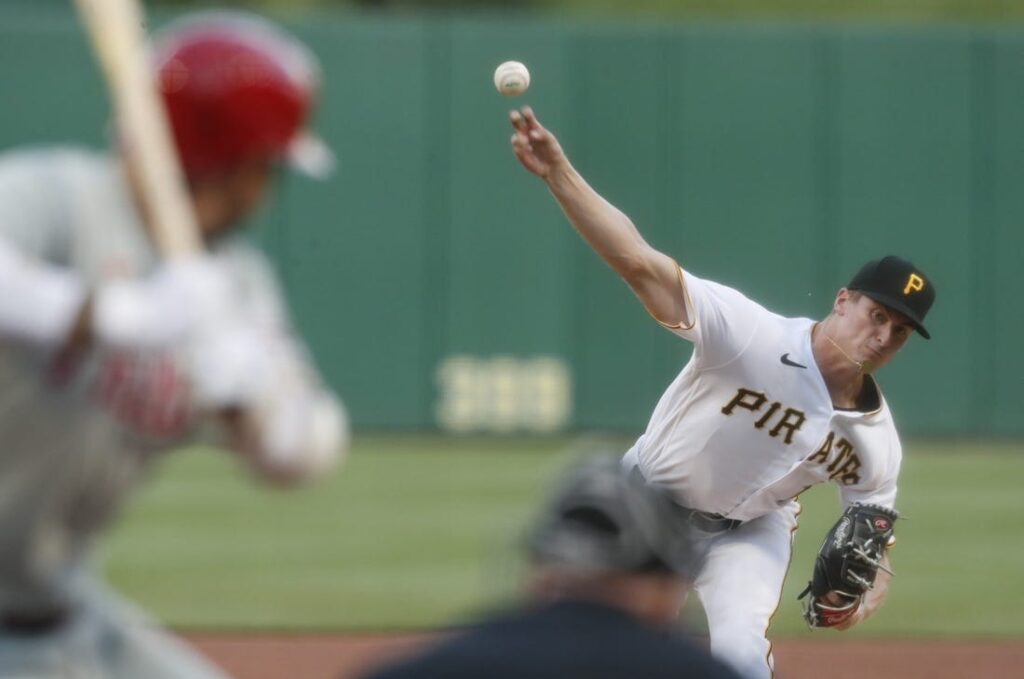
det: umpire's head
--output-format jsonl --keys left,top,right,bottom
{"left": 524, "top": 455, "right": 694, "bottom": 627}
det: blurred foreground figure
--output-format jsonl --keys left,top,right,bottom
{"left": 0, "top": 12, "right": 346, "bottom": 678}
{"left": 359, "top": 456, "right": 743, "bottom": 679}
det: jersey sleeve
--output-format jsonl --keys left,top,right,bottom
{"left": 0, "top": 150, "right": 77, "bottom": 260}
{"left": 211, "top": 238, "right": 317, "bottom": 377}
{"left": 658, "top": 265, "right": 768, "bottom": 369}
{"left": 837, "top": 437, "right": 902, "bottom": 511}
{"left": 213, "top": 237, "right": 292, "bottom": 330}
{"left": 0, "top": 150, "right": 87, "bottom": 347}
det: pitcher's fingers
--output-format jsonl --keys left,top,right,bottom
{"left": 510, "top": 109, "right": 528, "bottom": 131}
{"left": 513, "top": 148, "right": 544, "bottom": 175}
{"left": 521, "top": 106, "right": 540, "bottom": 128}
{"left": 511, "top": 143, "right": 531, "bottom": 166}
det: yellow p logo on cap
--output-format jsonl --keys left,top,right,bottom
{"left": 903, "top": 273, "right": 925, "bottom": 295}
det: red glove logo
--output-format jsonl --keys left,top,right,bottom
{"left": 818, "top": 604, "right": 857, "bottom": 628}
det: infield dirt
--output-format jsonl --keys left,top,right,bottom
{"left": 185, "top": 632, "right": 1024, "bottom": 679}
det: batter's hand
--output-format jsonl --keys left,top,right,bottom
{"left": 92, "top": 256, "right": 234, "bottom": 350}
{"left": 184, "top": 319, "right": 279, "bottom": 409}
{"left": 509, "top": 107, "right": 568, "bottom": 180}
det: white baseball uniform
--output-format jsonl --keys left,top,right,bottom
{"left": 623, "top": 266, "right": 901, "bottom": 679}
{"left": 0, "top": 147, "right": 346, "bottom": 678}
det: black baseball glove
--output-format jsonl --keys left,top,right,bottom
{"left": 798, "top": 503, "right": 897, "bottom": 628}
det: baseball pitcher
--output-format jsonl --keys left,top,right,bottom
{"left": 507, "top": 105, "right": 935, "bottom": 678}
{"left": 0, "top": 13, "right": 346, "bottom": 678}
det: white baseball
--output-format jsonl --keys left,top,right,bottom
{"left": 494, "top": 61, "right": 530, "bottom": 97}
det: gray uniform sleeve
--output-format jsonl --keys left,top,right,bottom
{"left": 0, "top": 149, "right": 77, "bottom": 261}
{"left": 213, "top": 236, "right": 302, "bottom": 342}
{"left": 0, "top": 150, "right": 87, "bottom": 346}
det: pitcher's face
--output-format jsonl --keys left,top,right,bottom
{"left": 832, "top": 290, "right": 914, "bottom": 372}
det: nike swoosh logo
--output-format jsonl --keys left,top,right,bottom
{"left": 780, "top": 353, "right": 807, "bottom": 369}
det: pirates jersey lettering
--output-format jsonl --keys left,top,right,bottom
{"left": 807, "top": 431, "right": 862, "bottom": 485}
{"left": 721, "top": 388, "right": 807, "bottom": 444}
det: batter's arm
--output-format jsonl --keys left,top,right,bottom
{"left": 186, "top": 247, "right": 349, "bottom": 485}
{"left": 219, "top": 382, "right": 348, "bottom": 487}
{"left": 509, "top": 106, "right": 688, "bottom": 327}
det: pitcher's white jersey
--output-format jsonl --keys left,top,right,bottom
{"left": 631, "top": 268, "right": 901, "bottom": 522}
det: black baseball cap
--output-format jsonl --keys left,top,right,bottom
{"left": 847, "top": 256, "right": 935, "bottom": 339}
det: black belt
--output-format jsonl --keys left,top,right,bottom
{"left": 0, "top": 606, "right": 70, "bottom": 636}
{"left": 674, "top": 506, "right": 743, "bottom": 533}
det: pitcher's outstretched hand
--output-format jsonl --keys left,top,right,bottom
{"left": 509, "top": 106, "right": 568, "bottom": 180}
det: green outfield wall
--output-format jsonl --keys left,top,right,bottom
{"left": 2, "top": 8, "right": 1022, "bottom": 436}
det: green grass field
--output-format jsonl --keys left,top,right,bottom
{"left": 102, "top": 436, "right": 1024, "bottom": 638}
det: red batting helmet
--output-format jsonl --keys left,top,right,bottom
{"left": 153, "top": 12, "right": 333, "bottom": 179}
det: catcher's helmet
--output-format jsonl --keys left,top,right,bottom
{"left": 153, "top": 12, "right": 333, "bottom": 179}
{"left": 527, "top": 456, "right": 693, "bottom": 576}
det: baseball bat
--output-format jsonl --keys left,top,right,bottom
{"left": 72, "top": 0, "right": 202, "bottom": 257}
